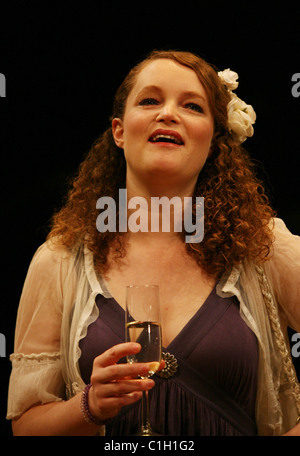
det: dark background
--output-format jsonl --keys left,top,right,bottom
{"left": 1, "top": 2, "right": 300, "bottom": 436}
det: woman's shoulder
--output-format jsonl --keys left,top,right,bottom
{"left": 270, "top": 217, "right": 300, "bottom": 258}
{"left": 272, "top": 217, "right": 300, "bottom": 236}
{"left": 28, "top": 238, "right": 85, "bottom": 277}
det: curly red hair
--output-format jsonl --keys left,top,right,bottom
{"left": 47, "top": 50, "right": 275, "bottom": 278}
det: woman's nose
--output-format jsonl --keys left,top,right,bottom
{"left": 156, "top": 103, "right": 179, "bottom": 123}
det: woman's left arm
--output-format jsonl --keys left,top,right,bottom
{"left": 265, "top": 219, "right": 300, "bottom": 435}
{"left": 266, "top": 218, "right": 300, "bottom": 332}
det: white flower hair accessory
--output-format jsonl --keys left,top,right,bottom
{"left": 218, "top": 68, "right": 256, "bottom": 144}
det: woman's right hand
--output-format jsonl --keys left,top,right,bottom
{"left": 87, "top": 342, "right": 157, "bottom": 424}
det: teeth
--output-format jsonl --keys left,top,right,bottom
{"left": 151, "top": 134, "right": 182, "bottom": 145}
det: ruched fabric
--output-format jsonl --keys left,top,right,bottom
{"left": 79, "top": 286, "right": 258, "bottom": 436}
{"left": 7, "top": 218, "right": 300, "bottom": 434}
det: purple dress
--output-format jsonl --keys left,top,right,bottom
{"left": 79, "top": 286, "right": 258, "bottom": 436}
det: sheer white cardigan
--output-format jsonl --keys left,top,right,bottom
{"left": 6, "top": 218, "right": 300, "bottom": 435}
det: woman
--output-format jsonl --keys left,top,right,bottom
{"left": 7, "top": 50, "right": 300, "bottom": 435}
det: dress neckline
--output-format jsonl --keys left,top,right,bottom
{"left": 95, "top": 283, "right": 237, "bottom": 355}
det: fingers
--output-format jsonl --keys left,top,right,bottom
{"left": 95, "top": 342, "right": 141, "bottom": 368}
{"left": 88, "top": 367, "right": 154, "bottom": 423}
{"left": 89, "top": 378, "right": 153, "bottom": 415}
{"left": 93, "top": 342, "right": 156, "bottom": 382}
{"left": 89, "top": 389, "right": 142, "bottom": 421}
{"left": 93, "top": 361, "right": 154, "bottom": 383}
{"left": 88, "top": 342, "right": 160, "bottom": 423}
{"left": 158, "top": 359, "right": 166, "bottom": 371}
{"left": 98, "top": 378, "right": 154, "bottom": 398}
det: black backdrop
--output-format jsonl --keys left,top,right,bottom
{"left": 1, "top": 2, "right": 300, "bottom": 436}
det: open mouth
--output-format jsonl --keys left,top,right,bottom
{"left": 149, "top": 130, "right": 184, "bottom": 146}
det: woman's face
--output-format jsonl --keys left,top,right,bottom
{"left": 112, "top": 59, "right": 214, "bottom": 195}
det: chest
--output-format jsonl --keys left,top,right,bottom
{"left": 103, "top": 247, "right": 216, "bottom": 347}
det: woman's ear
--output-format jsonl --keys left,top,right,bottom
{"left": 112, "top": 118, "right": 124, "bottom": 149}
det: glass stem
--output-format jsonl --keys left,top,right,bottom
{"left": 141, "top": 390, "right": 151, "bottom": 435}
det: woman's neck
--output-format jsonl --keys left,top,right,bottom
{"left": 124, "top": 180, "right": 192, "bottom": 243}
{"left": 123, "top": 176, "right": 203, "bottom": 244}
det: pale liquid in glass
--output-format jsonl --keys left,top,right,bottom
{"left": 126, "top": 321, "right": 161, "bottom": 378}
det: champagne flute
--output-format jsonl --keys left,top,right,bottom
{"left": 125, "top": 284, "right": 162, "bottom": 436}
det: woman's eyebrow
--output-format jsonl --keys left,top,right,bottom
{"left": 135, "top": 85, "right": 162, "bottom": 98}
{"left": 135, "top": 86, "right": 206, "bottom": 103}
{"left": 181, "top": 90, "right": 207, "bottom": 103}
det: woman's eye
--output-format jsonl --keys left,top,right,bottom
{"left": 185, "top": 103, "right": 203, "bottom": 113}
{"left": 139, "top": 98, "right": 159, "bottom": 106}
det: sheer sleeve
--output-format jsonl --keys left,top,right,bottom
{"left": 265, "top": 218, "right": 300, "bottom": 332}
{"left": 7, "top": 241, "right": 73, "bottom": 420}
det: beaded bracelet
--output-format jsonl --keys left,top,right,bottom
{"left": 81, "top": 383, "right": 103, "bottom": 426}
